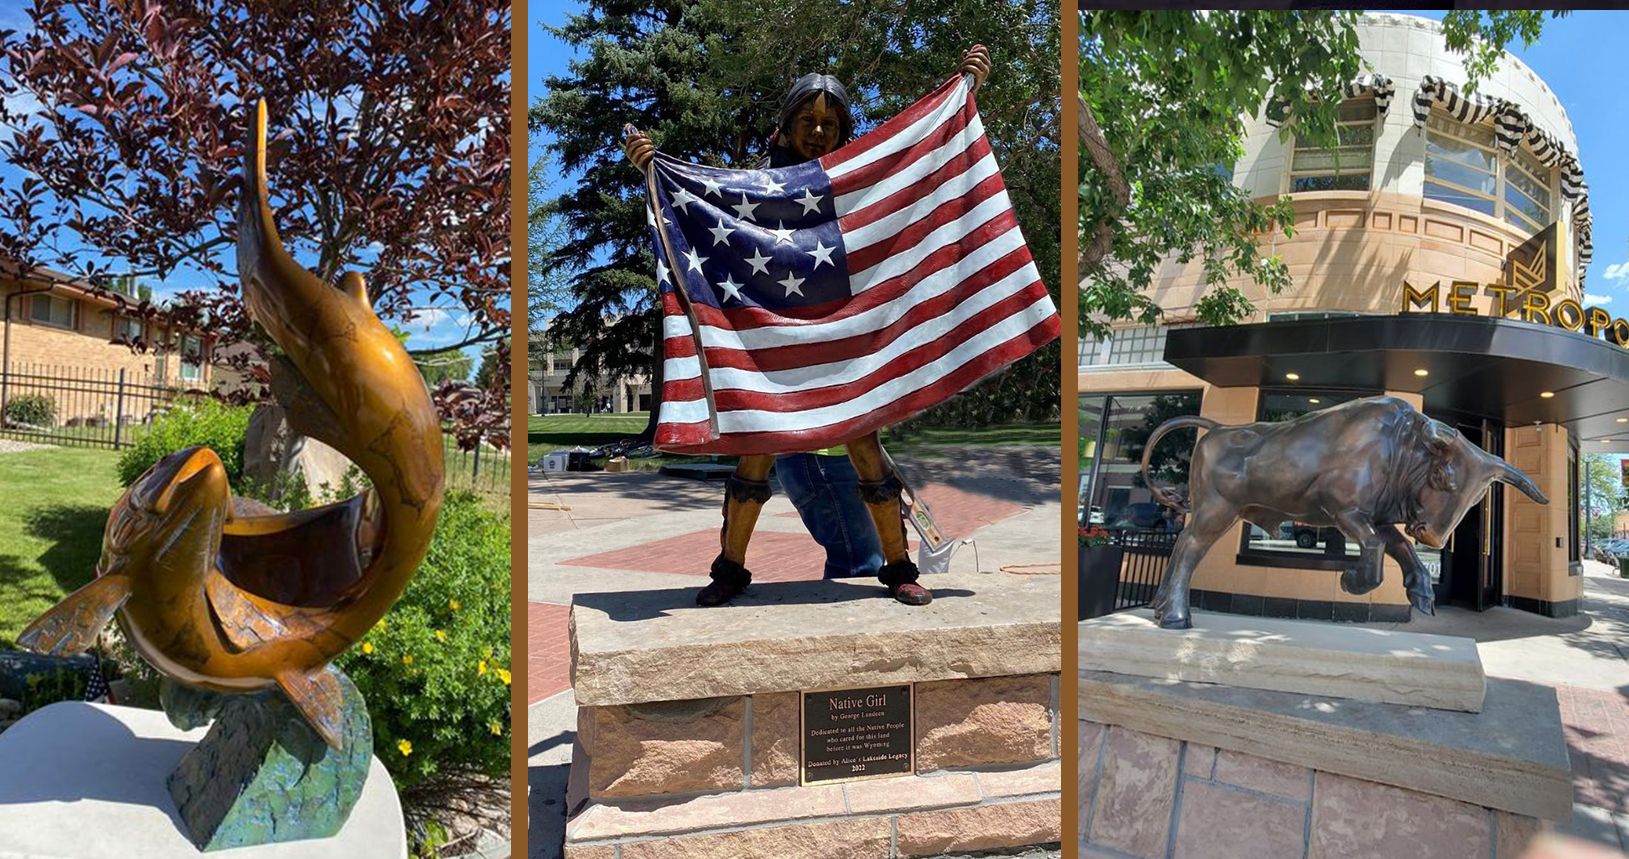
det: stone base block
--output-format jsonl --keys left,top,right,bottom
{"left": 1079, "top": 610, "right": 1486, "bottom": 712}
{"left": 0, "top": 702, "right": 406, "bottom": 858}
{"left": 564, "top": 760, "right": 1060, "bottom": 859}
{"left": 1080, "top": 721, "right": 1546, "bottom": 859}
{"left": 1081, "top": 669, "right": 1571, "bottom": 823}
{"left": 576, "top": 673, "right": 1058, "bottom": 801}
{"left": 570, "top": 572, "right": 1060, "bottom": 706}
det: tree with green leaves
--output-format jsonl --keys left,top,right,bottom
{"left": 414, "top": 348, "right": 474, "bottom": 386}
{"left": 534, "top": 0, "right": 1061, "bottom": 437}
{"left": 1080, "top": 10, "right": 1564, "bottom": 335}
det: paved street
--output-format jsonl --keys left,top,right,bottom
{"left": 526, "top": 446, "right": 1062, "bottom": 858}
{"left": 1355, "top": 562, "right": 1629, "bottom": 851}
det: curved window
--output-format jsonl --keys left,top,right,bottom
{"left": 1289, "top": 99, "right": 1376, "bottom": 192}
{"left": 1424, "top": 113, "right": 1553, "bottom": 234}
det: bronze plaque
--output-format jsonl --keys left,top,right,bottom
{"left": 801, "top": 684, "right": 913, "bottom": 785}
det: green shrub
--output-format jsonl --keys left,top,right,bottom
{"left": 337, "top": 491, "right": 511, "bottom": 800}
{"left": 4, "top": 393, "right": 56, "bottom": 427}
{"left": 116, "top": 399, "right": 252, "bottom": 486}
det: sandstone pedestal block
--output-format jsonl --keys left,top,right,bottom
{"left": 0, "top": 702, "right": 406, "bottom": 858}
{"left": 1079, "top": 618, "right": 1572, "bottom": 859}
{"left": 567, "top": 573, "right": 1062, "bottom": 857}
{"left": 1079, "top": 610, "right": 1487, "bottom": 712}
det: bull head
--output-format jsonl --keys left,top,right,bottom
{"left": 1407, "top": 420, "right": 1548, "bottom": 548}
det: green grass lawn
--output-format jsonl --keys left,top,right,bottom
{"left": 0, "top": 447, "right": 123, "bottom": 647}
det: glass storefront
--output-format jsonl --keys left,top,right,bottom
{"left": 1080, "top": 391, "right": 1202, "bottom": 530}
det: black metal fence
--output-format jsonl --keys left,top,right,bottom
{"left": 444, "top": 440, "right": 510, "bottom": 496}
{"left": 0, "top": 363, "right": 182, "bottom": 449}
{"left": 1079, "top": 528, "right": 1179, "bottom": 619}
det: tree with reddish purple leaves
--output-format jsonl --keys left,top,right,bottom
{"left": 0, "top": 0, "right": 511, "bottom": 445}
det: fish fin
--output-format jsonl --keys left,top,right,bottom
{"left": 277, "top": 667, "right": 346, "bottom": 751}
{"left": 206, "top": 568, "right": 326, "bottom": 652}
{"left": 17, "top": 575, "right": 131, "bottom": 656}
{"left": 337, "top": 271, "right": 368, "bottom": 304}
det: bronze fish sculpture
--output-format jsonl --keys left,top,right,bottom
{"left": 19, "top": 100, "right": 445, "bottom": 750}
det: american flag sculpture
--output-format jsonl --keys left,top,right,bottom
{"left": 643, "top": 73, "right": 1059, "bottom": 455}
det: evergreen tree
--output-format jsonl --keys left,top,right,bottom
{"left": 533, "top": 0, "right": 1061, "bottom": 436}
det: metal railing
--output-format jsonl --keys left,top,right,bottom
{"left": 444, "top": 440, "right": 510, "bottom": 495}
{"left": 1080, "top": 527, "right": 1179, "bottom": 619}
{"left": 0, "top": 363, "right": 182, "bottom": 449}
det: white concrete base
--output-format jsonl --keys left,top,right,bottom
{"left": 1080, "top": 609, "right": 1486, "bottom": 712}
{"left": 0, "top": 702, "right": 407, "bottom": 858}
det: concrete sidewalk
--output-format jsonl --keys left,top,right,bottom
{"left": 526, "top": 446, "right": 1062, "bottom": 859}
{"left": 1354, "top": 562, "right": 1629, "bottom": 851}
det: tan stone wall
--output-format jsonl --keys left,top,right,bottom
{"left": 1142, "top": 192, "right": 1578, "bottom": 324}
{"left": 1503, "top": 423, "right": 1583, "bottom": 607}
{"left": 1080, "top": 721, "right": 1543, "bottom": 859}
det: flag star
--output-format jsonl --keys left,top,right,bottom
{"left": 655, "top": 259, "right": 669, "bottom": 284}
{"left": 768, "top": 221, "right": 796, "bottom": 245}
{"left": 670, "top": 186, "right": 699, "bottom": 212}
{"left": 807, "top": 241, "right": 836, "bottom": 269}
{"left": 683, "top": 247, "right": 708, "bottom": 274}
{"left": 645, "top": 205, "right": 657, "bottom": 227}
{"left": 731, "top": 193, "right": 760, "bottom": 222}
{"left": 796, "top": 188, "right": 825, "bottom": 215}
{"left": 778, "top": 272, "right": 805, "bottom": 297}
{"left": 760, "top": 175, "right": 787, "bottom": 194}
{"left": 744, "top": 249, "right": 773, "bottom": 276}
{"left": 699, "top": 173, "right": 724, "bottom": 197}
{"left": 716, "top": 274, "right": 743, "bottom": 303}
{"left": 707, "top": 219, "right": 735, "bottom": 247}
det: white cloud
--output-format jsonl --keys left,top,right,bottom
{"left": 1586, "top": 294, "right": 1613, "bottom": 305}
{"left": 1604, "top": 262, "right": 1629, "bottom": 282}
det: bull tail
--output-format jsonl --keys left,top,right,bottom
{"left": 1139, "top": 416, "right": 1217, "bottom": 513}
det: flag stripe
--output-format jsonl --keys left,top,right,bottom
{"left": 842, "top": 169, "right": 1006, "bottom": 275}
{"left": 699, "top": 255, "right": 1040, "bottom": 373}
{"left": 830, "top": 111, "right": 983, "bottom": 216}
{"left": 657, "top": 314, "right": 1060, "bottom": 456}
{"left": 820, "top": 75, "right": 965, "bottom": 176}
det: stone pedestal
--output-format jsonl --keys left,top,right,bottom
{"left": 0, "top": 702, "right": 407, "bottom": 858}
{"left": 1080, "top": 610, "right": 1487, "bottom": 712}
{"left": 1079, "top": 617, "right": 1572, "bottom": 859}
{"left": 566, "top": 573, "right": 1063, "bottom": 858}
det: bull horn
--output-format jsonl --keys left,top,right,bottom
{"left": 1492, "top": 459, "right": 1548, "bottom": 505}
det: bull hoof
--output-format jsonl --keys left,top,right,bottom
{"left": 1410, "top": 591, "right": 1436, "bottom": 617}
{"left": 1155, "top": 610, "right": 1192, "bottom": 630}
{"left": 1339, "top": 567, "right": 1380, "bottom": 596}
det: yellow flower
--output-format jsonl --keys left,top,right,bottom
{"left": 478, "top": 660, "right": 488, "bottom": 675}
{"left": 488, "top": 720, "right": 503, "bottom": 736}
{"left": 497, "top": 668, "right": 511, "bottom": 686}
{"left": 449, "top": 598, "right": 461, "bottom": 611}
{"left": 397, "top": 739, "right": 412, "bottom": 756}
{"left": 361, "top": 641, "right": 374, "bottom": 655}
{"left": 402, "top": 654, "right": 414, "bottom": 666}
{"left": 435, "top": 629, "right": 448, "bottom": 642}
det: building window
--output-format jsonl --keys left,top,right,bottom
{"left": 114, "top": 316, "right": 144, "bottom": 344}
{"left": 1288, "top": 99, "right": 1376, "bottom": 192}
{"left": 179, "top": 334, "right": 203, "bottom": 381}
{"left": 1424, "top": 112, "right": 1553, "bottom": 234}
{"left": 1238, "top": 389, "right": 1379, "bottom": 564}
{"left": 1081, "top": 324, "right": 1193, "bottom": 368}
{"left": 28, "top": 294, "right": 76, "bottom": 330}
{"left": 1080, "top": 391, "right": 1203, "bottom": 529}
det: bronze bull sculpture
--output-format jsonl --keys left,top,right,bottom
{"left": 1139, "top": 396, "right": 1548, "bottom": 629}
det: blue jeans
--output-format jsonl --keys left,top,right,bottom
{"left": 776, "top": 453, "right": 885, "bottom": 579}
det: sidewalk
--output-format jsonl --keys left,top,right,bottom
{"left": 526, "top": 446, "right": 1062, "bottom": 859}
{"left": 1354, "top": 561, "right": 1629, "bottom": 850}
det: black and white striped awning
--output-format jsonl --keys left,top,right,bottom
{"left": 1412, "top": 75, "right": 1592, "bottom": 284}
{"left": 1265, "top": 73, "right": 1395, "bottom": 126}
